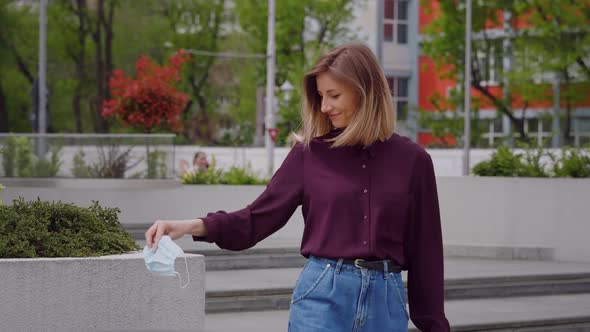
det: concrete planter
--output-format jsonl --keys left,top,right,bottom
{"left": 1, "top": 177, "right": 589, "bottom": 262}
{"left": 0, "top": 253, "right": 205, "bottom": 332}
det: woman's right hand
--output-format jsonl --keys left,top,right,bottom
{"left": 145, "top": 219, "right": 206, "bottom": 250}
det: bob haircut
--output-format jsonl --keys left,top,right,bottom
{"left": 299, "top": 42, "right": 395, "bottom": 147}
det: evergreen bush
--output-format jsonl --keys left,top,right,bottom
{"left": 0, "top": 198, "right": 139, "bottom": 258}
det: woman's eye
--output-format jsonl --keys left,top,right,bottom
{"left": 331, "top": 94, "right": 340, "bottom": 99}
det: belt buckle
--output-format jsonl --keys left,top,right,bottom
{"left": 354, "top": 259, "right": 365, "bottom": 268}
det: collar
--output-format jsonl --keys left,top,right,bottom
{"left": 360, "top": 143, "right": 378, "bottom": 159}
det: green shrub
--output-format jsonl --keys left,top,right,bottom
{"left": 473, "top": 144, "right": 590, "bottom": 178}
{"left": 15, "top": 137, "right": 34, "bottom": 177}
{"left": 0, "top": 198, "right": 140, "bottom": 258}
{"left": 1, "top": 137, "right": 17, "bottom": 176}
{"left": 181, "top": 158, "right": 224, "bottom": 184}
{"left": 146, "top": 150, "right": 168, "bottom": 179}
{"left": 517, "top": 141, "right": 551, "bottom": 178}
{"left": 552, "top": 147, "right": 590, "bottom": 178}
{"left": 181, "top": 158, "right": 268, "bottom": 185}
{"left": 472, "top": 146, "right": 526, "bottom": 177}
{"left": 223, "top": 166, "right": 267, "bottom": 185}
{"left": 0, "top": 184, "right": 4, "bottom": 205}
{"left": 71, "top": 150, "right": 93, "bottom": 178}
{"left": 1, "top": 136, "right": 63, "bottom": 178}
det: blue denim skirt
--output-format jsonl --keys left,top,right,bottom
{"left": 288, "top": 256, "right": 409, "bottom": 332}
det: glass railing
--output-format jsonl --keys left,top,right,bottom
{"left": 0, "top": 133, "right": 176, "bottom": 179}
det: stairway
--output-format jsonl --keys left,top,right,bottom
{"left": 199, "top": 246, "right": 590, "bottom": 332}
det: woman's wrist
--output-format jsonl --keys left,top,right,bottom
{"left": 190, "top": 218, "right": 208, "bottom": 237}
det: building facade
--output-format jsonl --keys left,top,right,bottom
{"left": 352, "top": 0, "right": 590, "bottom": 147}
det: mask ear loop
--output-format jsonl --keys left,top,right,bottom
{"left": 178, "top": 255, "right": 191, "bottom": 289}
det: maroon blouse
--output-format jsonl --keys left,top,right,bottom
{"left": 194, "top": 129, "right": 450, "bottom": 331}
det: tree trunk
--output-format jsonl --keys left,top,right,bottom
{"left": 72, "top": 0, "right": 88, "bottom": 133}
{"left": 196, "top": 95, "right": 212, "bottom": 143}
{"left": 92, "top": 0, "right": 109, "bottom": 133}
{"left": 0, "top": 81, "right": 8, "bottom": 132}
{"left": 73, "top": 86, "right": 83, "bottom": 133}
{"left": 562, "top": 70, "right": 573, "bottom": 146}
{"left": 103, "top": 0, "right": 115, "bottom": 103}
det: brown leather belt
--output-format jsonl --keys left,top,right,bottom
{"left": 342, "top": 259, "right": 402, "bottom": 272}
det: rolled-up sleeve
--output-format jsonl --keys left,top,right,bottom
{"left": 193, "top": 143, "right": 304, "bottom": 251}
{"left": 406, "top": 151, "right": 450, "bottom": 331}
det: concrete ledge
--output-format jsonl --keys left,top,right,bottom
{"left": 0, "top": 253, "right": 205, "bottom": 332}
{"left": 4, "top": 177, "right": 590, "bottom": 262}
{"left": 444, "top": 244, "right": 555, "bottom": 261}
{"left": 0, "top": 177, "right": 182, "bottom": 189}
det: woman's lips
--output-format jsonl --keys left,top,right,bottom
{"left": 328, "top": 113, "right": 341, "bottom": 119}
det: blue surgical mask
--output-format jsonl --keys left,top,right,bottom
{"left": 143, "top": 236, "right": 190, "bottom": 288}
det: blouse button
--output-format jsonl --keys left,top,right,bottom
{"left": 362, "top": 164, "right": 366, "bottom": 168}
{"left": 363, "top": 215, "right": 368, "bottom": 220}
{"left": 363, "top": 189, "right": 368, "bottom": 194}
{"left": 363, "top": 241, "right": 367, "bottom": 245}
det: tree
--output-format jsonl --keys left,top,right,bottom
{"left": 153, "top": 0, "right": 226, "bottom": 144}
{"left": 51, "top": 0, "right": 92, "bottom": 133}
{"left": 102, "top": 50, "right": 190, "bottom": 133}
{"left": 231, "top": 0, "right": 358, "bottom": 145}
{"left": 512, "top": 1, "right": 590, "bottom": 145}
{"left": 0, "top": 0, "right": 37, "bottom": 132}
{"left": 89, "top": 0, "right": 119, "bottom": 133}
{"left": 421, "top": 0, "right": 590, "bottom": 144}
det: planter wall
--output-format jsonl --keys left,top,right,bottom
{"left": 2, "top": 177, "right": 589, "bottom": 262}
{"left": 0, "top": 253, "right": 205, "bottom": 332}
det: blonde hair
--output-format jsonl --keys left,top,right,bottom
{"left": 299, "top": 42, "right": 395, "bottom": 147}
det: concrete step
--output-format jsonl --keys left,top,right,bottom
{"left": 194, "top": 247, "right": 306, "bottom": 271}
{"left": 205, "top": 258, "right": 590, "bottom": 313}
{"left": 204, "top": 293, "right": 590, "bottom": 332}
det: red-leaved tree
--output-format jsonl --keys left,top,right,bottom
{"left": 102, "top": 50, "right": 191, "bottom": 133}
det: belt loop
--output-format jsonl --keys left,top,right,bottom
{"left": 383, "top": 260, "right": 389, "bottom": 279}
{"left": 335, "top": 258, "right": 344, "bottom": 274}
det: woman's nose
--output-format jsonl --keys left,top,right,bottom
{"left": 321, "top": 100, "right": 331, "bottom": 113}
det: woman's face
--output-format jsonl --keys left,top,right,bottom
{"left": 316, "top": 72, "right": 359, "bottom": 129}
{"left": 194, "top": 153, "right": 208, "bottom": 168}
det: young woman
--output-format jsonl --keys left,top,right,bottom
{"left": 145, "top": 42, "right": 450, "bottom": 332}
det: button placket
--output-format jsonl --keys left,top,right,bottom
{"left": 360, "top": 151, "right": 371, "bottom": 250}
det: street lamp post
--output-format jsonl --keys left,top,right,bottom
{"left": 462, "top": 0, "right": 472, "bottom": 176}
{"left": 37, "top": 0, "right": 48, "bottom": 158}
{"left": 265, "top": 0, "right": 276, "bottom": 177}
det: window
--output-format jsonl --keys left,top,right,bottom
{"left": 386, "top": 76, "right": 409, "bottom": 121}
{"left": 479, "top": 116, "right": 553, "bottom": 147}
{"left": 474, "top": 41, "right": 503, "bottom": 86}
{"left": 383, "top": 0, "right": 408, "bottom": 44}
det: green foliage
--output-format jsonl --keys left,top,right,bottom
{"left": 517, "top": 140, "right": 551, "bottom": 178}
{"left": 473, "top": 144, "right": 590, "bottom": 178}
{"left": 146, "top": 150, "right": 168, "bottom": 179}
{"left": 0, "top": 198, "right": 140, "bottom": 258}
{"left": 472, "top": 146, "right": 527, "bottom": 177}
{"left": 181, "top": 157, "right": 268, "bottom": 185}
{"left": 1, "top": 136, "right": 17, "bottom": 176}
{"left": 551, "top": 147, "right": 590, "bottom": 178}
{"left": 15, "top": 136, "right": 34, "bottom": 177}
{"left": 420, "top": 0, "right": 590, "bottom": 141}
{"left": 230, "top": 0, "right": 357, "bottom": 146}
{"left": 0, "top": 183, "right": 4, "bottom": 205}
{"left": 0, "top": 136, "right": 62, "bottom": 177}
{"left": 222, "top": 166, "right": 267, "bottom": 185}
{"left": 71, "top": 150, "right": 92, "bottom": 178}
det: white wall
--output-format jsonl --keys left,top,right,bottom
{"left": 2, "top": 177, "right": 589, "bottom": 262}
{"left": 0, "top": 254, "right": 205, "bottom": 332}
